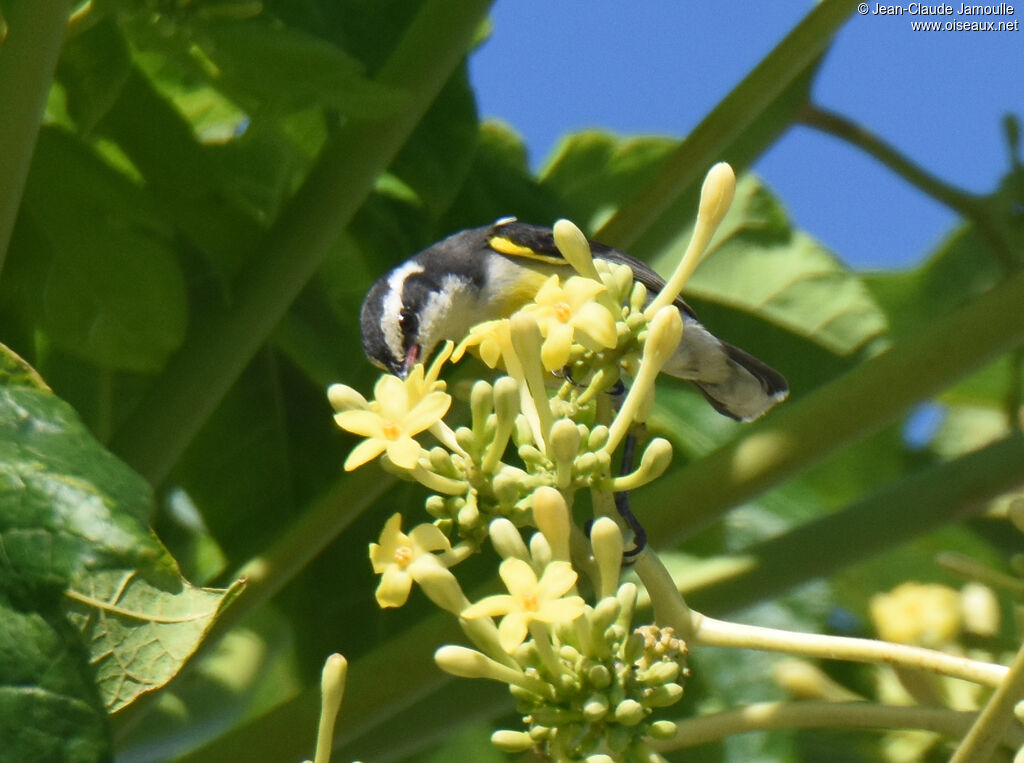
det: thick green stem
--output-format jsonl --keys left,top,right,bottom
{"left": 798, "top": 103, "right": 1017, "bottom": 269}
{"left": 595, "top": 0, "right": 858, "bottom": 249}
{"left": 0, "top": 0, "right": 71, "bottom": 273}
{"left": 653, "top": 701, "right": 1024, "bottom": 753}
{"left": 109, "top": 0, "right": 494, "bottom": 484}
{"left": 678, "top": 434, "right": 1024, "bottom": 615}
{"left": 642, "top": 266, "right": 1024, "bottom": 546}
{"left": 691, "top": 615, "right": 1008, "bottom": 688}
{"left": 949, "top": 640, "right": 1024, "bottom": 763}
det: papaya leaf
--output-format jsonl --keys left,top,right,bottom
{"left": 64, "top": 571, "right": 243, "bottom": 713}
{"left": 190, "top": 19, "right": 408, "bottom": 118}
{"left": 668, "top": 175, "right": 890, "bottom": 357}
{"left": 10, "top": 127, "right": 187, "bottom": 373}
{"left": 0, "top": 344, "right": 243, "bottom": 719}
{"left": 0, "top": 593, "right": 111, "bottom": 763}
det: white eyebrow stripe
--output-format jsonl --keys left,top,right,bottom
{"left": 381, "top": 261, "right": 424, "bottom": 361}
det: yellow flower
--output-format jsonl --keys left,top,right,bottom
{"left": 461, "top": 558, "right": 586, "bottom": 652}
{"left": 869, "top": 582, "right": 962, "bottom": 647}
{"left": 334, "top": 371, "right": 451, "bottom": 471}
{"left": 521, "top": 275, "right": 618, "bottom": 372}
{"left": 369, "top": 513, "right": 452, "bottom": 608}
{"left": 453, "top": 319, "right": 508, "bottom": 369}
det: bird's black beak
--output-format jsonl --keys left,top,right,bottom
{"left": 399, "top": 344, "right": 420, "bottom": 378}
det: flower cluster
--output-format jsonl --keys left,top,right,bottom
{"left": 328, "top": 163, "right": 739, "bottom": 759}
{"left": 436, "top": 504, "right": 688, "bottom": 762}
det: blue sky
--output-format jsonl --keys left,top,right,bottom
{"left": 468, "top": 2, "right": 1022, "bottom": 269}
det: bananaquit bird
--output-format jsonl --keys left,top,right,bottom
{"left": 360, "top": 218, "right": 788, "bottom": 421}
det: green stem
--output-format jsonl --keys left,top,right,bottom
{"left": 633, "top": 552, "right": 694, "bottom": 641}
{"left": 949, "top": 640, "right": 1024, "bottom": 763}
{"left": 677, "top": 434, "right": 1024, "bottom": 615}
{"left": 641, "top": 266, "right": 1024, "bottom": 546}
{"left": 798, "top": 103, "right": 1017, "bottom": 269}
{"left": 594, "top": 0, "right": 858, "bottom": 250}
{"left": 0, "top": 0, "right": 71, "bottom": 274}
{"left": 690, "top": 615, "right": 1008, "bottom": 688}
{"left": 109, "top": 0, "right": 494, "bottom": 484}
{"left": 653, "top": 701, "right": 1024, "bottom": 753}
{"left": 213, "top": 468, "right": 394, "bottom": 639}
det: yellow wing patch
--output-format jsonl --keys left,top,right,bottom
{"left": 488, "top": 235, "right": 566, "bottom": 266}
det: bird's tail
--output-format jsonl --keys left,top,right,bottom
{"left": 691, "top": 342, "right": 789, "bottom": 421}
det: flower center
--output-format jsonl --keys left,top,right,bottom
{"left": 520, "top": 592, "right": 539, "bottom": 612}
{"left": 381, "top": 420, "right": 402, "bottom": 441}
{"left": 552, "top": 301, "right": 572, "bottom": 322}
{"left": 394, "top": 544, "right": 414, "bottom": 567}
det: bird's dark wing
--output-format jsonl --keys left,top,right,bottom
{"left": 485, "top": 219, "right": 698, "bottom": 319}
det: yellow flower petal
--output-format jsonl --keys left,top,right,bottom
{"left": 573, "top": 302, "right": 618, "bottom": 348}
{"left": 498, "top": 558, "right": 538, "bottom": 598}
{"left": 497, "top": 611, "right": 530, "bottom": 652}
{"left": 385, "top": 435, "right": 423, "bottom": 470}
{"left": 409, "top": 522, "right": 451, "bottom": 553}
{"left": 335, "top": 409, "right": 387, "bottom": 438}
{"left": 401, "top": 391, "right": 452, "bottom": 434}
{"left": 462, "top": 594, "right": 516, "bottom": 619}
{"left": 534, "top": 595, "right": 586, "bottom": 624}
{"left": 540, "top": 322, "right": 573, "bottom": 371}
{"left": 376, "top": 566, "right": 414, "bottom": 608}
{"left": 344, "top": 437, "right": 386, "bottom": 471}
{"left": 535, "top": 561, "right": 578, "bottom": 600}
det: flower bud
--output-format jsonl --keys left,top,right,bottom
{"left": 326, "top": 383, "right": 368, "bottom": 412}
{"left": 490, "top": 518, "right": 530, "bottom": 561}
{"left": 533, "top": 486, "right": 572, "bottom": 561}
{"left": 590, "top": 517, "right": 624, "bottom": 599}
{"left": 643, "top": 682, "right": 684, "bottom": 708}
{"left": 491, "top": 730, "right": 534, "bottom": 753}
{"left": 582, "top": 694, "right": 609, "bottom": 722}
{"left": 645, "top": 162, "right": 735, "bottom": 318}
{"left": 613, "top": 698, "right": 646, "bottom": 726}
{"left": 611, "top": 438, "right": 673, "bottom": 492}
{"left": 554, "top": 219, "right": 601, "bottom": 281}
{"left": 646, "top": 720, "right": 678, "bottom": 740}
{"left": 410, "top": 556, "right": 467, "bottom": 615}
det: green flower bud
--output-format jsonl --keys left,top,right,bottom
{"left": 587, "top": 663, "right": 612, "bottom": 689}
{"left": 587, "top": 425, "right": 610, "bottom": 450}
{"left": 646, "top": 720, "right": 678, "bottom": 740}
{"left": 456, "top": 500, "right": 479, "bottom": 530}
{"left": 455, "top": 426, "right": 476, "bottom": 454}
{"left": 470, "top": 379, "right": 493, "bottom": 429}
{"left": 529, "top": 533, "right": 552, "bottom": 569}
{"left": 611, "top": 438, "right": 673, "bottom": 492}
{"left": 424, "top": 494, "right": 446, "bottom": 517}
{"left": 493, "top": 467, "right": 526, "bottom": 508}
{"left": 638, "top": 660, "right": 681, "bottom": 686}
{"left": 554, "top": 219, "right": 601, "bottom": 281}
{"left": 490, "top": 518, "right": 530, "bottom": 561}
{"left": 590, "top": 517, "right": 624, "bottom": 599}
{"left": 643, "top": 682, "right": 684, "bottom": 708}
{"left": 491, "top": 730, "right": 534, "bottom": 753}
{"left": 582, "top": 694, "right": 609, "bottom": 722}
{"left": 613, "top": 699, "right": 646, "bottom": 726}
{"left": 533, "top": 486, "right": 572, "bottom": 561}
{"left": 591, "top": 595, "right": 622, "bottom": 632}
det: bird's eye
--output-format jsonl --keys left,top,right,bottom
{"left": 399, "top": 307, "right": 419, "bottom": 337}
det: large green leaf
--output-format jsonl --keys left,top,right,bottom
{"left": 0, "top": 345, "right": 242, "bottom": 724}
{"left": 0, "top": 593, "right": 111, "bottom": 763}
{"left": 661, "top": 175, "right": 890, "bottom": 358}
{"left": 8, "top": 127, "right": 187, "bottom": 373}
{"left": 181, "top": 18, "right": 407, "bottom": 118}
